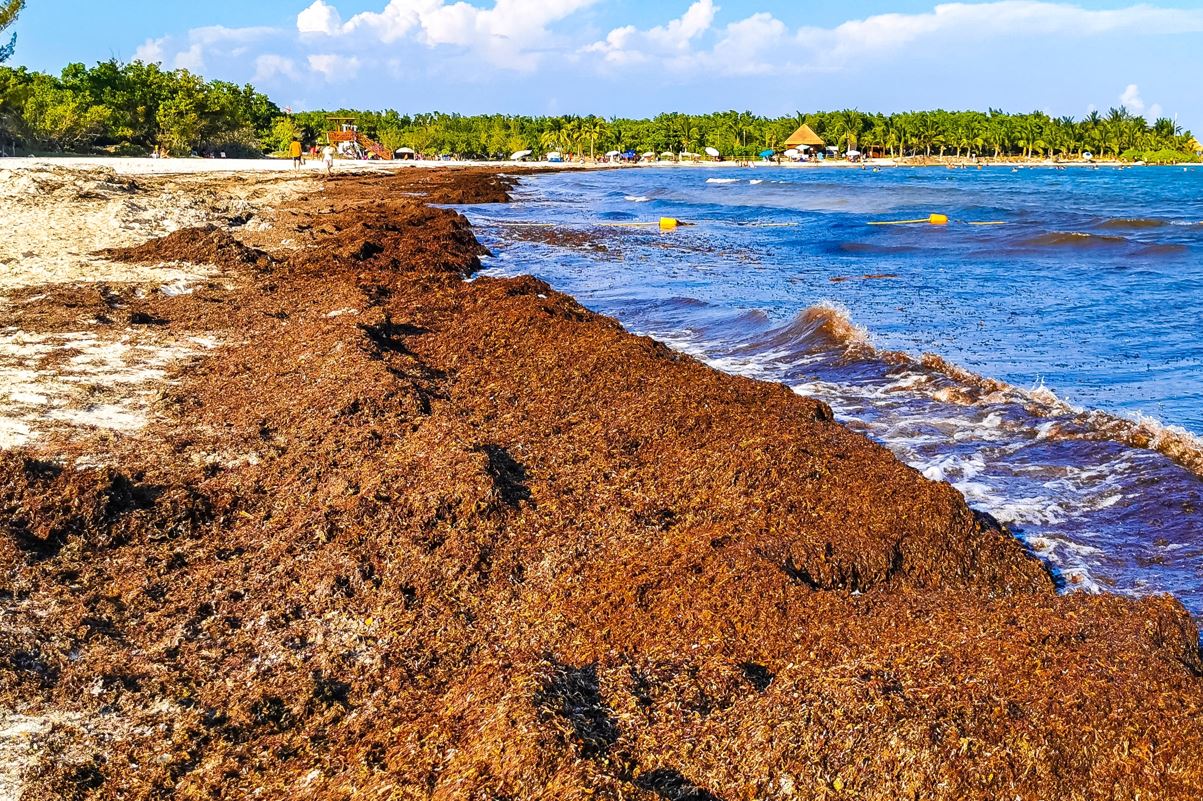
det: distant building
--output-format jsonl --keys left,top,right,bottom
{"left": 784, "top": 124, "right": 825, "bottom": 153}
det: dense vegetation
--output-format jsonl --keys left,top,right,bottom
{"left": 285, "top": 108, "right": 1199, "bottom": 163}
{"left": 0, "top": 61, "right": 278, "bottom": 156}
{"left": 1, "top": 60, "right": 1199, "bottom": 163}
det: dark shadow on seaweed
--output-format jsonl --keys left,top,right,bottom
{"left": 974, "top": 509, "right": 1066, "bottom": 591}
{"left": 358, "top": 318, "right": 430, "bottom": 357}
{"left": 478, "top": 445, "right": 532, "bottom": 507}
{"left": 634, "top": 768, "right": 725, "bottom": 801}
{"left": 534, "top": 662, "right": 618, "bottom": 758}
{"left": 739, "top": 661, "right": 775, "bottom": 692}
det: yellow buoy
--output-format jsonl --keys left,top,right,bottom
{"left": 868, "top": 214, "right": 950, "bottom": 226}
{"left": 659, "top": 217, "right": 679, "bottom": 231}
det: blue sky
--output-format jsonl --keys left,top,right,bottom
{"left": 9, "top": 1, "right": 1203, "bottom": 131}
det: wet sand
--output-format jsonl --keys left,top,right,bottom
{"left": 0, "top": 165, "right": 1201, "bottom": 800}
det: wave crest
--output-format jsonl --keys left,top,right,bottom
{"left": 1096, "top": 218, "right": 1168, "bottom": 229}
{"left": 743, "top": 303, "right": 875, "bottom": 358}
{"left": 1021, "top": 232, "right": 1130, "bottom": 248}
{"left": 917, "top": 355, "right": 1203, "bottom": 478}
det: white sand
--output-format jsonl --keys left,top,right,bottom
{"left": 0, "top": 164, "right": 307, "bottom": 451}
{"left": 0, "top": 715, "right": 50, "bottom": 801}
{"left": 0, "top": 327, "right": 216, "bottom": 449}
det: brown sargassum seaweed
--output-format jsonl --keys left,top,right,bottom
{"left": 2, "top": 168, "right": 1201, "bottom": 800}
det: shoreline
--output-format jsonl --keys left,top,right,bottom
{"left": 2, "top": 154, "right": 1197, "bottom": 176}
{"left": 1, "top": 165, "right": 1201, "bottom": 798}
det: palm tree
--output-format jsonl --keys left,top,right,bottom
{"left": 683, "top": 124, "right": 701, "bottom": 155}
{"left": 585, "top": 117, "right": 609, "bottom": 160}
{"left": 561, "top": 117, "right": 583, "bottom": 158}
{"left": 735, "top": 110, "right": 756, "bottom": 151}
{"left": 1016, "top": 115, "right": 1043, "bottom": 159}
{"left": 914, "top": 112, "right": 941, "bottom": 157}
{"left": 538, "top": 130, "right": 561, "bottom": 155}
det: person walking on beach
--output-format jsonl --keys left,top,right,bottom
{"left": 289, "top": 138, "right": 303, "bottom": 170}
{"left": 322, "top": 144, "right": 336, "bottom": 176}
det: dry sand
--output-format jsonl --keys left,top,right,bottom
{"left": 0, "top": 164, "right": 306, "bottom": 454}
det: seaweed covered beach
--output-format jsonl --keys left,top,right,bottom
{"left": 1, "top": 165, "right": 1201, "bottom": 800}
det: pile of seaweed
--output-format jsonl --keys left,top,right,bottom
{"left": 98, "top": 224, "right": 274, "bottom": 272}
{"left": 2, "top": 168, "right": 1202, "bottom": 801}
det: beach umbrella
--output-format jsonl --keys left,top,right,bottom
{"left": 826, "top": 146, "right": 839, "bottom": 152}
{"left": 846, "top": 150, "right": 861, "bottom": 157}
{"left": 606, "top": 150, "right": 621, "bottom": 157}
{"left": 659, "top": 151, "right": 675, "bottom": 158}
{"left": 623, "top": 151, "right": 636, "bottom": 159}
{"left": 784, "top": 148, "right": 800, "bottom": 158}
{"left": 396, "top": 147, "right": 415, "bottom": 154}
{"left": 759, "top": 149, "right": 775, "bottom": 158}
{"left": 642, "top": 151, "right": 655, "bottom": 159}
{"left": 705, "top": 146, "right": 721, "bottom": 158}
{"left": 510, "top": 149, "right": 533, "bottom": 161}
{"left": 1083, "top": 152, "right": 1094, "bottom": 161}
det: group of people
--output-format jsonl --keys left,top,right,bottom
{"left": 289, "top": 138, "right": 336, "bottom": 175}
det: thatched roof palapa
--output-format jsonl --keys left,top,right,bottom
{"left": 785, "top": 123, "right": 825, "bottom": 148}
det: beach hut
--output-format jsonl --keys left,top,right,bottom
{"left": 784, "top": 124, "right": 825, "bottom": 152}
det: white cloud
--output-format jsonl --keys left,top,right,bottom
{"left": 174, "top": 43, "right": 206, "bottom": 72}
{"left": 1119, "top": 84, "right": 1163, "bottom": 121}
{"left": 581, "top": 1, "right": 1203, "bottom": 76}
{"left": 134, "top": 37, "right": 166, "bottom": 64}
{"left": 254, "top": 54, "right": 301, "bottom": 83}
{"left": 298, "top": 1, "right": 343, "bottom": 35}
{"left": 131, "top": 25, "right": 279, "bottom": 72}
{"left": 708, "top": 12, "right": 788, "bottom": 76}
{"left": 586, "top": 0, "right": 718, "bottom": 65}
{"left": 308, "top": 53, "right": 362, "bottom": 82}
{"left": 791, "top": 1, "right": 1203, "bottom": 70}
{"left": 298, "top": 0, "right": 601, "bottom": 70}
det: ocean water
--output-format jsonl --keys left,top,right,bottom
{"left": 461, "top": 165, "right": 1203, "bottom": 618}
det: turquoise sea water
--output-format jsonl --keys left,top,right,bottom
{"left": 461, "top": 165, "right": 1203, "bottom": 617}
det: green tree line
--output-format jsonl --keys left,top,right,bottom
{"left": 1, "top": 60, "right": 1199, "bottom": 163}
{"left": 282, "top": 108, "right": 1197, "bottom": 163}
{"left": 0, "top": 61, "right": 278, "bottom": 155}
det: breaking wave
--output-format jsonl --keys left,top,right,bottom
{"left": 731, "top": 304, "right": 1203, "bottom": 479}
